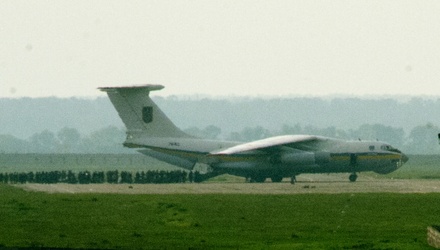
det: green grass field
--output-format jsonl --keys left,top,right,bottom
{"left": 0, "top": 154, "right": 439, "bottom": 249}
{"left": 0, "top": 153, "right": 180, "bottom": 173}
{"left": 367, "top": 155, "right": 440, "bottom": 180}
{"left": 0, "top": 184, "right": 439, "bottom": 249}
{"left": 386, "top": 155, "right": 440, "bottom": 179}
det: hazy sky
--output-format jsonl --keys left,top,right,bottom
{"left": 1, "top": 1, "right": 440, "bottom": 98}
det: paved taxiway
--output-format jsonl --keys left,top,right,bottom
{"left": 19, "top": 174, "right": 440, "bottom": 194}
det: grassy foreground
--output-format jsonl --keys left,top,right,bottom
{"left": 0, "top": 184, "right": 439, "bottom": 249}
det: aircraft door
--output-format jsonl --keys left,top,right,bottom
{"left": 350, "top": 153, "right": 357, "bottom": 167}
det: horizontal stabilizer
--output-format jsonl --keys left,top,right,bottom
{"left": 99, "top": 84, "right": 164, "bottom": 93}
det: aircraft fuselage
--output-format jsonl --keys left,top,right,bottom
{"left": 100, "top": 85, "right": 408, "bottom": 183}
{"left": 126, "top": 136, "right": 407, "bottom": 182}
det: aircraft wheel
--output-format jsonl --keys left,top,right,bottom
{"left": 349, "top": 173, "right": 358, "bottom": 182}
{"left": 252, "top": 175, "right": 266, "bottom": 183}
{"left": 271, "top": 175, "right": 283, "bottom": 183}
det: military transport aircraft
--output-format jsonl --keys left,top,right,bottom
{"left": 99, "top": 85, "right": 408, "bottom": 183}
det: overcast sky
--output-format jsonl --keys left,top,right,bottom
{"left": 1, "top": 1, "right": 440, "bottom": 98}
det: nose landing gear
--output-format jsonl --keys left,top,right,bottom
{"left": 290, "top": 175, "right": 297, "bottom": 184}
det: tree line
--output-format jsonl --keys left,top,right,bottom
{"left": 0, "top": 170, "right": 207, "bottom": 184}
{"left": 0, "top": 122, "right": 439, "bottom": 155}
{"left": 4, "top": 96, "right": 440, "bottom": 139}
{"left": 2, "top": 96, "right": 440, "bottom": 154}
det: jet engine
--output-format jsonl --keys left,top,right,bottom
{"left": 271, "top": 151, "right": 330, "bottom": 166}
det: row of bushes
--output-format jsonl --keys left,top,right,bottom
{"left": 0, "top": 170, "right": 206, "bottom": 184}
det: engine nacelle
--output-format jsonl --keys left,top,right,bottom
{"left": 280, "top": 152, "right": 315, "bottom": 165}
{"left": 274, "top": 151, "right": 330, "bottom": 166}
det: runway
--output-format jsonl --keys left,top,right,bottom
{"left": 19, "top": 174, "right": 440, "bottom": 194}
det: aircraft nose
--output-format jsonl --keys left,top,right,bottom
{"left": 401, "top": 153, "right": 409, "bottom": 164}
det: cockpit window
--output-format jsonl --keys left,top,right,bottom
{"left": 381, "top": 144, "right": 401, "bottom": 153}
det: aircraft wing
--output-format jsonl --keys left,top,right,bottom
{"left": 210, "top": 135, "right": 327, "bottom": 155}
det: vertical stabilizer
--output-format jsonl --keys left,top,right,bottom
{"left": 99, "top": 85, "right": 190, "bottom": 138}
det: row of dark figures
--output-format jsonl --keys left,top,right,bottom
{"left": 0, "top": 170, "right": 207, "bottom": 184}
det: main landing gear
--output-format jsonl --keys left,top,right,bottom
{"left": 248, "top": 175, "right": 266, "bottom": 183}
{"left": 248, "top": 175, "right": 285, "bottom": 183}
{"left": 248, "top": 172, "right": 285, "bottom": 183}
{"left": 349, "top": 173, "right": 358, "bottom": 182}
{"left": 270, "top": 175, "right": 283, "bottom": 183}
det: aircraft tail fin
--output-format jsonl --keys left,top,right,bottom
{"left": 99, "top": 85, "right": 190, "bottom": 138}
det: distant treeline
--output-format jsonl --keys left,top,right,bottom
{"left": 2, "top": 96, "right": 440, "bottom": 154}
{"left": 1, "top": 122, "right": 439, "bottom": 155}
{"left": 1, "top": 170, "right": 206, "bottom": 184}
